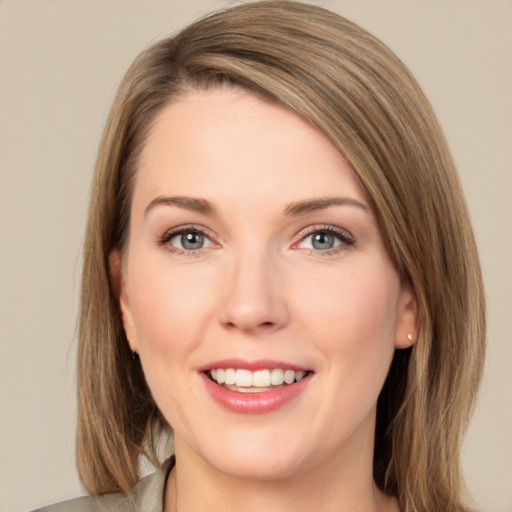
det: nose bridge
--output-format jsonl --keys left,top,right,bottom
{"left": 218, "top": 241, "right": 288, "bottom": 333}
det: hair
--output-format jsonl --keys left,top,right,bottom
{"left": 76, "top": 2, "right": 486, "bottom": 511}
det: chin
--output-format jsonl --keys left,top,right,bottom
{"left": 207, "top": 449, "right": 308, "bottom": 481}
{"left": 177, "top": 425, "right": 312, "bottom": 481}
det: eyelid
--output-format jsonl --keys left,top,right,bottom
{"left": 156, "top": 223, "right": 354, "bottom": 256}
{"left": 156, "top": 224, "right": 219, "bottom": 254}
{"left": 292, "top": 224, "right": 355, "bottom": 253}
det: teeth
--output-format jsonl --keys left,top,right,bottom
{"left": 295, "top": 371, "right": 306, "bottom": 381}
{"left": 270, "top": 368, "right": 284, "bottom": 385}
{"left": 225, "top": 368, "right": 236, "bottom": 385}
{"left": 235, "top": 369, "right": 253, "bottom": 387}
{"left": 252, "top": 369, "right": 271, "bottom": 387}
{"left": 284, "top": 370, "right": 295, "bottom": 384}
{"left": 209, "top": 368, "right": 307, "bottom": 388}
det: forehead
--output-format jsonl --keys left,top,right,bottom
{"left": 133, "top": 87, "right": 370, "bottom": 214}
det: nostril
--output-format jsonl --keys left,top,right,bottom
{"left": 223, "top": 319, "right": 276, "bottom": 331}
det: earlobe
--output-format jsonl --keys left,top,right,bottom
{"left": 394, "top": 285, "right": 419, "bottom": 349}
{"left": 109, "top": 251, "right": 138, "bottom": 352}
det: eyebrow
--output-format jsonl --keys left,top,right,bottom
{"left": 284, "top": 197, "right": 369, "bottom": 216}
{"left": 144, "top": 195, "right": 369, "bottom": 217}
{"left": 144, "top": 195, "right": 216, "bottom": 216}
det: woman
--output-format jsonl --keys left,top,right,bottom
{"left": 37, "top": 1, "right": 485, "bottom": 511}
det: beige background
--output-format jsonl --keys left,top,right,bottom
{"left": 1, "top": 1, "right": 511, "bottom": 511}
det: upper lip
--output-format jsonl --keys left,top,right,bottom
{"left": 197, "top": 358, "right": 311, "bottom": 373}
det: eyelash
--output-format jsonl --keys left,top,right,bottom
{"left": 293, "top": 225, "right": 355, "bottom": 256}
{"left": 156, "top": 224, "right": 216, "bottom": 257}
{"left": 156, "top": 224, "right": 355, "bottom": 256}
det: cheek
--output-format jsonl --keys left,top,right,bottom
{"left": 125, "top": 256, "right": 216, "bottom": 361}
{"left": 124, "top": 258, "right": 218, "bottom": 424}
{"left": 297, "top": 264, "right": 400, "bottom": 369}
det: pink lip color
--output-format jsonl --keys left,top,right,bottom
{"left": 199, "top": 359, "right": 312, "bottom": 414}
{"left": 198, "top": 359, "right": 308, "bottom": 372}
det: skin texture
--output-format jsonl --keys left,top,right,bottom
{"left": 115, "top": 88, "right": 416, "bottom": 512}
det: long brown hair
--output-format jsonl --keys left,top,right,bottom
{"left": 76, "top": 2, "right": 485, "bottom": 510}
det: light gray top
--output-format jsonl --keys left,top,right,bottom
{"left": 33, "top": 458, "right": 174, "bottom": 512}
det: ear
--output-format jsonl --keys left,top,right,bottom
{"left": 394, "top": 285, "right": 419, "bottom": 349}
{"left": 110, "top": 250, "right": 138, "bottom": 353}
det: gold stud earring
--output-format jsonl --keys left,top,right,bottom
{"left": 407, "top": 333, "right": 415, "bottom": 345}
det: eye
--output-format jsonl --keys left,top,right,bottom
{"left": 307, "top": 232, "right": 339, "bottom": 251}
{"left": 171, "top": 231, "right": 207, "bottom": 250}
{"left": 294, "top": 226, "right": 354, "bottom": 254}
{"left": 158, "top": 225, "right": 217, "bottom": 253}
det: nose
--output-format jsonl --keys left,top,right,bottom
{"left": 218, "top": 250, "right": 289, "bottom": 335}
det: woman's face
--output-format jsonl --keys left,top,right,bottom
{"left": 117, "top": 88, "right": 416, "bottom": 480}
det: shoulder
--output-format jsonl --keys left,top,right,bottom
{"left": 32, "top": 457, "right": 174, "bottom": 512}
{"left": 31, "top": 493, "right": 128, "bottom": 512}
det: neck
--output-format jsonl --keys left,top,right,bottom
{"left": 164, "top": 434, "right": 399, "bottom": 512}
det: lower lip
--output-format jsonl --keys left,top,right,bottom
{"left": 201, "top": 373, "right": 311, "bottom": 414}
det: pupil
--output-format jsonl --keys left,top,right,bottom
{"left": 182, "top": 232, "right": 204, "bottom": 250}
{"left": 313, "top": 232, "right": 334, "bottom": 250}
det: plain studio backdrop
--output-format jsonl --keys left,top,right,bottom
{"left": 0, "top": 1, "right": 511, "bottom": 511}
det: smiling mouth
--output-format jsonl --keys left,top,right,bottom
{"left": 206, "top": 368, "right": 310, "bottom": 393}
